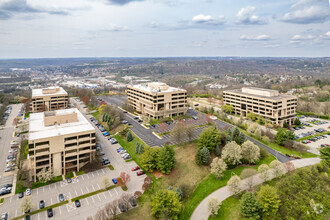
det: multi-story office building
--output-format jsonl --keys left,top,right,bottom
{"left": 28, "top": 108, "right": 96, "bottom": 182}
{"left": 126, "top": 82, "right": 187, "bottom": 119}
{"left": 223, "top": 87, "right": 297, "bottom": 125}
{"left": 31, "top": 87, "right": 69, "bottom": 113}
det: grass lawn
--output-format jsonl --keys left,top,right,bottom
{"left": 65, "top": 172, "right": 74, "bottom": 179}
{"left": 76, "top": 170, "right": 85, "bottom": 176}
{"left": 240, "top": 129, "right": 317, "bottom": 158}
{"left": 0, "top": 198, "right": 4, "bottom": 204}
{"left": 208, "top": 196, "right": 241, "bottom": 220}
{"left": 179, "top": 153, "right": 275, "bottom": 220}
{"left": 91, "top": 111, "right": 100, "bottom": 120}
{"left": 24, "top": 112, "right": 30, "bottom": 118}
{"left": 31, "top": 175, "right": 63, "bottom": 189}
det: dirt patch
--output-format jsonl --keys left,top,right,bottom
{"left": 152, "top": 171, "right": 164, "bottom": 179}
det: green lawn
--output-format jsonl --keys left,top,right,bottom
{"left": 24, "top": 113, "right": 30, "bottom": 118}
{"left": 65, "top": 172, "right": 74, "bottom": 179}
{"left": 208, "top": 196, "right": 241, "bottom": 220}
{"left": 179, "top": 154, "right": 275, "bottom": 220}
{"left": 91, "top": 111, "right": 100, "bottom": 120}
{"left": 76, "top": 170, "right": 85, "bottom": 176}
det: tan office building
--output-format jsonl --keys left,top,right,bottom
{"left": 28, "top": 108, "right": 96, "bottom": 182}
{"left": 126, "top": 82, "right": 187, "bottom": 119}
{"left": 31, "top": 87, "right": 69, "bottom": 113}
{"left": 223, "top": 87, "right": 297, "bottom": 125}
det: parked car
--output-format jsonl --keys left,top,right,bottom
{"left": 39, "top": 200, "right": 45, "bottom": 209}
{"left": 121, "top": 120, "right": 128, "bottom": 124}
{"left": 121, "top": 153, "right": 129, "bottom": 158}
{"left": 117, "top": 147, "right": 124, "bottom": 152}
{"left": 67, "top": 178, "right": 72, "bottom": 183}
{"left": 59, "top": 194, "right": 65, "bottom": 202}
{"left": 119, "top": 150, "right": 127, "bottom": 154}
{"left": 75, "top": 200, "right": 81, "bottom": 208}
{"left": 18, "top": 192, "right": 24, "bottom": 198}
{"left": 131, "top": 166, "right": 140, "bottom": 171}
{"left": 1, "top": 213, "right": 8, "bottom": 220}
{"left": 118, "top": 203, "right": 127, "bottom": 212}
{"left": 137, "top": 171, "right": 145, "bottom": 176}
{"left": 25, "top": 188, "right": 31, "bottom": 196}
{"left": 100, "top": 151, "right": 105, "bottom": 155}
{"left": 110, "top": 138, "right": 118, "bottom": 144}
{"left": 129, "top": 197, "right": 137, "bottom": 207}
{"left": 102, "top": 159, "right": 110, "bottom": 166}
{"left": 112, "top": 178, "right": 118, "bottom": 184}
{"left": 124, "top": 156, "right": 131, "bottom": 160}
{"left": 47, "top": 208, "right": 53, "bottom": 217}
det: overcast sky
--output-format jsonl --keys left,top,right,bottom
{"left": 0, "top": 0, "right": 329, "bottom": 58}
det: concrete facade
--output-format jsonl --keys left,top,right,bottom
{"left": 31, "top": 87, "right": 69, "bottom": 113}
{"left": 28, "top": 108, "right": 96, "bottom": 182}
{"left": 223, "top": 87, "right": 297, "bottom": 125}
{"left": 126, "top": 82, "right": 188, "bottom": 119}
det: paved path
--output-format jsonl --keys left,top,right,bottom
{"left": 190, "top": 157, "right": 321, "bottom": 220}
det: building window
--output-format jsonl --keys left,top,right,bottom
{"left": 65, "top": 136, "right": 77, "bottom": 142}
{"left": 35, "top": 141, "right": 50, "bottom": 147}
{"left": 78, "top": 134, "right": 90, "bottom": 139}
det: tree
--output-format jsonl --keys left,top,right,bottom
{"left": 270, "top": 160, "right": 285, "bottom": 178}
{"left": 157, "top": 145, "right": 176, "bottom": 174}
{"left": 294, "top": 118, "right": 301, "bottom": 126}
{"left": 120, "top": 193, "right": 131, "bottom": 209}
{"left": 283, "top": 161, "right": 295, "bottom": 172}
{"left": 135, "top": 142, "right": 141, "bottom": 154}
{"left": 170, "top": 122, "right": 187, "bottom": 144}
{"left": 240, "top": 168, "right": 257, "bottom": 191}
{"left": 214, "top": 144, "right": 221, "bottom": 156}
{"left": 151, "top": 190, "right": 182, "bottom": 219}
{"left": 247, "top": 124, "right": 257, "bottom": 135}
{"left": 102, "top": 176, "right": 111, "bottom": 189}
{"left": 257, "top": 185, "right": 281, "bottom": 217}
{"left": 258, "top": 164, "right": 270, "bottom": 181}
{"left": 120, "top": 172, "right": 131, "bottom": 186}
{"left": 275, "top": 128, "right": 295, "bottom": 146}
{"left": 283, "top": 121, "right": 289, "bottom": 128}
{"left": 99, "top": 104, "right": 107, "bottom": 116}
{"left": 36, "top": 167, "right": 53, "bottom": 183}
{"left": 186, "top": 124, "right": 196, "bottom": 142}
{"left": 240, "top": 192, "right": 261, "bottom": 219}
{"left": 195, "top": 149, "right": 203, "bottom": 166}
{"left": 221, "top": 104, "right": 234, "bottom": 113}
{"left": 254, "top": 128, "right": 262, "bottom": 140}
{"left": 221, "top": 141, "right": 242, "bottom": 167}
{"left": 141, "top": 147, "right": 160, "bottom": 172}
{"left": 21, "top": 196, "right": 33, "bottom": 213}
{"left": 210, "top": 158, "right": 227, "bottom": 179}
{"left": 262, "top": 135, "right": 270, "bottom": 144}
{"left": 175, "top": 188, "right": 183, "bottom": 201}
{"left": 198, "top": 126, "right": 222, "bottom": 151}
{"left": 241, "top": 140, "right": 260, "bottom": 164}
{"left": 208, "top": 198, "right": 221, "bottom": 218}
{"left": 126, "top": 131, "right": 133, "bottom": 142}
{"left": 235, "top": 132, "right": 246, "bottom": 145}
{"left": 200, "top": 147, "right": 211, "bottom": 165}
{"left": 320, "top": 147, "right": 330, "bottom": 166}
{"left": 228, "top": 175, "right": 241, "bottom": 197}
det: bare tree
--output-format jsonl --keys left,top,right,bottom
{"left": 21, "top": 196, "right": 33, "bottom": 213}
{"left": 284, "top": 161, "right": 295, "bottom": 172}
{"left": 120, "top": 193, "right": 131, "bottom": 209}
{"left": 94, "top": 209, "right": 106, "bottom": 220}
{"left": 134, "top": 191, "right": 142, "bottom": 198}
{"left": 102, "top": 176, "right": 111, "bottom": 189}
{"left": 240, "top": 168, "right": 257, "bottom": 191}
{"left": 104, "top": 203, "right": 114, "bottom": 219}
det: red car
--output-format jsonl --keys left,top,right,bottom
{"left": 131, "top": 166, "right": 140, "bottom": 171}
{"left": 11, "top": 145, "right": 18, "bottom": 148}
{"left": 137, "top": 171, "right": 145, "bottom": 176}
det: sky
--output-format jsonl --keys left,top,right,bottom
{"left": 0, "top": 0, "right": 329, "bottom": 58}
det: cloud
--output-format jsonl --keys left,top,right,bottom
{"left": 106, "top": 24, "right": 131, "bottom": 32}
{"left": 292, "top": 34, "right": 316, "bottom": 40}
{"left": 106, "top": 0, "right": 144, "bottom": 5}
{"left": 236, "top": 6, "right": 266, "bottom": 25}
{"left": 192, "top": 14, "right": 226, "bottom": 25}
{"left": 240, "top": 34, "right": 271, "bottom": 41}
{"left": 282, "top": 0, "right": 330, "bottom": 24}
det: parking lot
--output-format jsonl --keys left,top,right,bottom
{"left": 294, "top": 116, "right": 330, "bottom": 154}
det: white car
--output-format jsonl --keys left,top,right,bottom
{"left": 121, "top": 153, "right": 129, "bottom": 158}
{"left": 25, "top": 188, "right": 31, "bottom": 196}
{"left": 119, "top": 150, "right": 127, "bottom": 154}
{"left": 1, "top": 213, "right": 8, "bottom": 220}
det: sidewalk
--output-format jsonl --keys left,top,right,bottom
{"left": 190, "top": 157, "right": 321, "bottom": 220}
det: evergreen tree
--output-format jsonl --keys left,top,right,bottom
{"left": 214, "top": 144, "right": 221, "bottom": 156}
{"left": 200, "top": 147, "right": 211, "bottom": 165}
{"left": 294, "top": 118, "right": 301, "bottom": 126}
{"left": 233, "top": 127, "right": 240, "bottom": 139}
{"left": 226, "top": 129, "right": 233, "bottom": 142}
{"left": 195, "top": 149, "right": 202, "bottom": 166}
{"left": 102, "top": 113, "right": 106, "bottom": 122}
{"left": 235, "top": 132, "right": 246, "bottom": 145}
{"left": 141, "top": 147, "right": 159, "bottom": 172}
{"left": 157, "top": 145, "right": 176, "bottom": 174}
{"left": 135, "top": 143, "right": 140, "bottom": 154}
{"left": 175, "top": 188, "right": 183, "bottom": 201}
{"left": 240, "top": 192, "right": 261, "bottom": 219}
{"left": 126, "top": 131, "right": 133, "bottom": 142}
{"left": 139, "top": 144, "right": 144, "bottom": 154}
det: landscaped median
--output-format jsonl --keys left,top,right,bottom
{"left": 11, "top": 185, "right": 120, "bottom": 220}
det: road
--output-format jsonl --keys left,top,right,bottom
{"left": 0, "top": 104, "right": 23, "bottom": 192}
{"left": 0, "top": 103, "right": 145, "bottom": 220}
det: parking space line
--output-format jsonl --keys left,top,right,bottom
{"left": 59, "top": 206, "right": 62, "bottom": 215}
{"left": 81, "top": 188, "right": 84, "bottom": 195}
{"left": 48, "top": 185, "right": 51, "bottom": 190}
{"left": 51, "top": 198, "right": 53, "bottom": 205}
{"left": 97, "top": 194, "right": 101, "bottom": 201}
{"left": 10, "top": 196, "right": 12, "bottom": 203}
{"left": 38, "top": 213, "right": 40, "bottom": 220}
{"left": 86, "top": 174, "right": 90, "bottom": 179}
{"left": 92, "top": 185, "right": 95, "bottom": 191}
{"left": 15, "top": 209, "right": 17, "bottom": 217}
{"left": 102, "top": 192, "right": 106, "bottom": 199}
{"left": 43, "top": 187, "right": 44, "bottom": 192}
{"left": 69, "top": 192, "right": 72, "bottom": 199}
{"left": 81, "top": 175, "right": 85, "bottom": 181}
{"left": 97, "top": 183, "right": 101, "bottom": 190}
{"left": 85, "top": 198, "right": 89, "bottom": 206}
{"left": 55, "top": 183, "right": 57, "bottom": 189}
{"left": 108, "top": 190, "right": 112, "bottom": 197}
{"left": 96, "top": 170, "right": 99, "bottom": 175}
{"left": 101, "top": 169, "right": 105, "bottom": 174}
{"left": 91, "top": 196, "right": 95, "bottom": 203}
{"left": 86, "top": 186, "right": 89, "bottom": 193}
{"left": 91, "top": 172, "right": 95, "bottom": 177}
{"left": 114, "top": 188, "right": 119, "bottom": 195}
{"left": 37, "top": 188, "right": 39, "bottom": 195}
{"left": 75, "top": 190, "right": 78, "bottom": 196}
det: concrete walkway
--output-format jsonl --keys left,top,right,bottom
{"left": 190, "top": 157, "right": 321, "bottom": 220}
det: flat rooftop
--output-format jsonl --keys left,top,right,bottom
{"left": 29, "top": 108, "right": 95, "bottom": 141}
{"left": 224, "top": 87, "right": 296, "bottom": 100}
{"left": 32, "top": 87, "right": 67, "bottom": 97}
{"left": 129, "top": 82, "right": 186, "bottom": 94}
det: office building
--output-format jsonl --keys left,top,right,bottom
{"left": 31, "top": 87, "right": 69, "bottom": 113}
{"left": 126, "top": 82, "right": 187, "bottom": 119}
{"left": 223, "top": 87, "right": 297, "bottom": 125}
{"left": 28, "top": 108, "right": 96, "bottom": 182}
